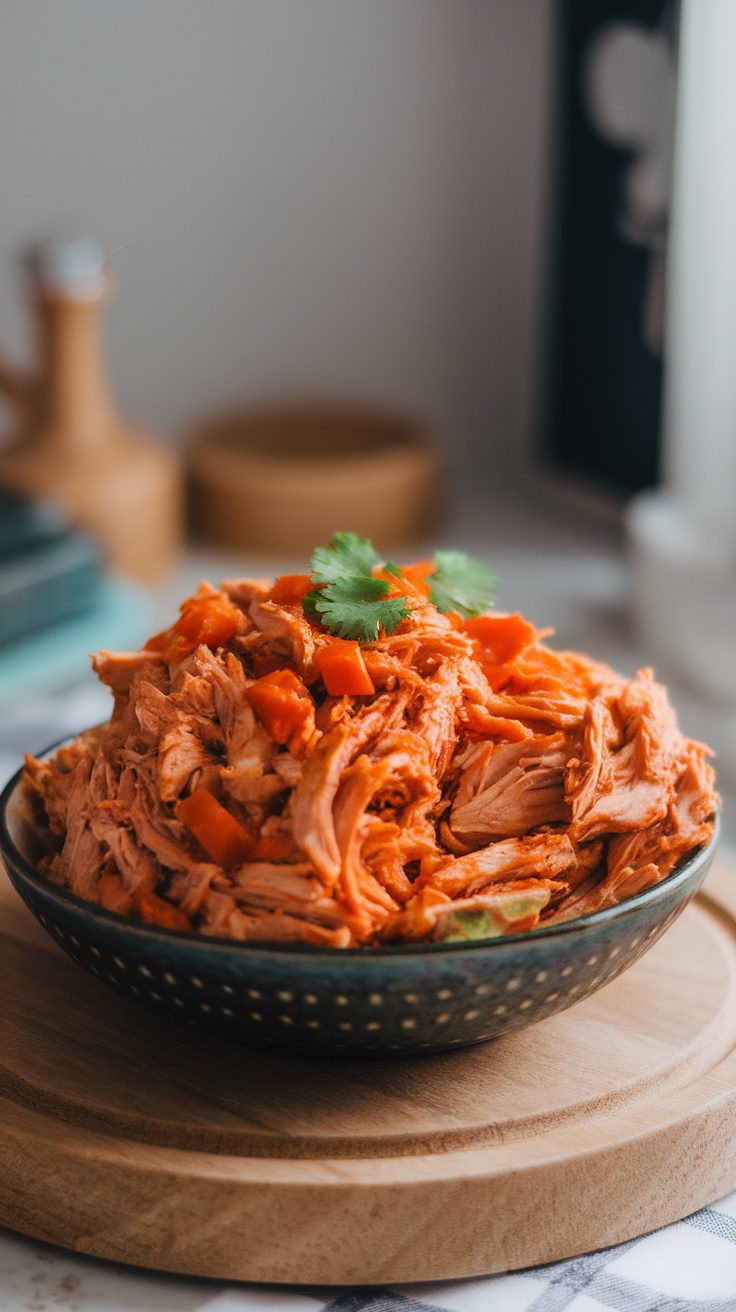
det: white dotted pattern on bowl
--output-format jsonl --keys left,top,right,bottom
{"left": 28, "top": 899, "right": 667, "bottom": 1047}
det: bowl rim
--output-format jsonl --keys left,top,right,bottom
{"left": 0, "top": 741, "right": 720, "bottom": 960}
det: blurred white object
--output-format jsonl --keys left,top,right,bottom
{"left": 664, "top": 0, "right": 736, "bottom": 532}
{"left": 629, "top": 493, "right": 736, "bottom": 703}
{"left": 629, "top": 0, "right": 736, "bottom": 721}
{"left": 25, "top": 237, "right": 106, "bottom": 300}
{"left": 584, "top": 11, "right": 676, "bottom": 354}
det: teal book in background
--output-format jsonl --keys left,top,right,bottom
{"left": 0, "top": 493, "right": 154, "bottom": 696}
{"left": 0, "top": 492, "right": 101, "bottom": 647}
{"left": 0, "top": 574, "right": 155, "bottom": 698}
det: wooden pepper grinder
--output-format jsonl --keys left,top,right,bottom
{"left": 0, "top": 238, "right": 182, "bottom": 582}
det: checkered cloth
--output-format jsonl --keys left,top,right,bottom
{"left": 2, "top": 680, "right": 736, "bottom": 1311}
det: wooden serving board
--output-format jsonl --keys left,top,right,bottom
{"left": 1, "top": 857, "right": 736, "bottom": 1285}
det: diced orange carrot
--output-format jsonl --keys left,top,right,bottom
{"left": 97, "top": 872, "right": 134, "bottom": 915}
{"left": 270, "top": 573, "right": 314, "bottom": 606}
{"left": 249, "top": 833, "right": 296, "bottom": 861}
{"left": 144, "top": 592, "right": 241, "bottom": 663}
{"left": 177, "top": 788, "right": 254, "bottom": 867}
{"left": 174, "top": 594, "right": 241, "bottom": 648}
{"left": 246, "top": 669, "right": 314, "bottom": 747}
{"left": 464, "top": 613, "right": 537, "bottom": 666}
{"left": 399, "top": 560, "right": 434, "bottom": 597}
{"left": 316, "top": 640, "right": 375, "bottom": 696}
{"left": 143, "top": 627, "right": 173, "bottom": 654}
{"left": 373, "top": 562, "right": 431, "bottom": 604}
{"left": 136, "top": 889, "right": 193, "bottom": 931}
{"left": 482, "top": 662, "right": 516, "bottom": 693}
{"left": 143, "top": 623, "right": 196, "bottom": 664}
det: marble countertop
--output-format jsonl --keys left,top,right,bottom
{"left": 0, "top": 1228, "right": 219, "bottom": 1312}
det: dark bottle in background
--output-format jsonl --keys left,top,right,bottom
{"left": 543, "top": 0, "right": 677, "bottom": 496}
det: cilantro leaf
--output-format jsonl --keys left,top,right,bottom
{"left": 384, "top": 561, "right": 402, "bottom": 578}
{"left": 311, "top": 579, "right": 410, "bottom": 642}
{"left": 303, "top": 533, "right": 412, "bottom": 641}
{"left": 301, "top": 589, "right": 325, "bottom": 626}
{"left": 428, "top": 550, "right": 496, "bottom": 618}
{"left": 310, "top": 532, "right": 379, "bottom": 586}
{"left": 315, "top": 575, "right": 390, "bottom": 604}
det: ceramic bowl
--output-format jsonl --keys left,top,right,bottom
{"left": 0, "top": 747, "right": 720, "bottom": 1057}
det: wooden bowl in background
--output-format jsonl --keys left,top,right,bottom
{"left": 186, "top": 402, "right": 441, "bottom": 554}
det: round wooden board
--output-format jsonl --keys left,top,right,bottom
{"left": 1, "top": 857, "right": 736, "bottom": 1285}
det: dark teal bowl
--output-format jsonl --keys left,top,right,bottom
{"left": 0, "top": 745, "right": 719, "bottom": 1057}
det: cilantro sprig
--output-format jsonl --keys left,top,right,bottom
{"left": 302, "top": 532, "right": 495, "bottom": 642}
{"left": 428, "top": 550, "right": 496, "bottom": 619}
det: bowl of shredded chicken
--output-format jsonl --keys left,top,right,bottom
{"left": 20, "top": 534, "right": 718, "bottom": 949}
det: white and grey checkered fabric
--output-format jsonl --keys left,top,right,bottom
{"left": 1, "top": 680, "right": 735, "bottom": 1311}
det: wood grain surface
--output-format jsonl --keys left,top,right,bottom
{"left": 1, "top": 857, "right": 735, "bottom": 1284}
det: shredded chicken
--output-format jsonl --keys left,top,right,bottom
{"left": 24, "top": 575, "right": 718, "bottom": 946}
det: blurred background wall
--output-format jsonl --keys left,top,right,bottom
{"left": 0, "top": 0, "right": 553, "bottom": 480}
